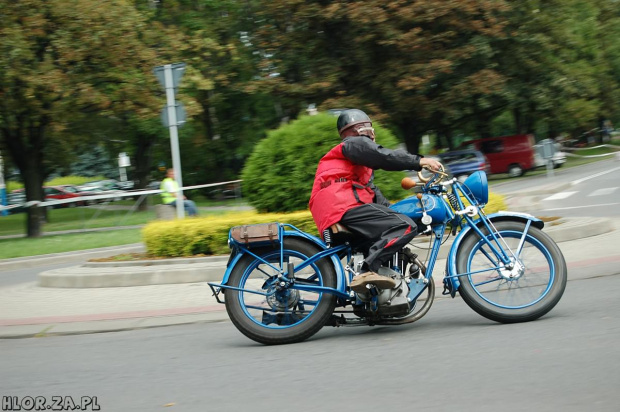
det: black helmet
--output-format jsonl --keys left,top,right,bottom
{"left": 337, "top": 109, "right": 372, "bottom": 134}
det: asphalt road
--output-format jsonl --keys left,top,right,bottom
{"left": 2, "top": 272, "right": 618, "bottom": 412}
{"left": 537, "top": 164, "right": 620, "bottom": 217}
{"left": 0, "top": 262, "right": 76, "bottom": 288}
{"left": 491, "top": 158, "right": 616, "bottom": 194}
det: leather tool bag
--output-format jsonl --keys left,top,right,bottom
{"left": 230, "top": 222, "right": 280, "bottom": 247}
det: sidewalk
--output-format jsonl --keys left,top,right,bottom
{"left": 1, "top": 203, "right": 619, "bottom": 339}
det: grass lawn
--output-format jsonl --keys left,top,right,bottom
{"left": 0, "top": 203, "right": 240, "bottom": 237}
{"left": 0, "top": 207, "right": 156, "bottom": 237}
{"left": 0, "top": 203, "right": 245, "bottom": 259}
{"left": 0, "top": 229, "right": 143, "bottom": 259}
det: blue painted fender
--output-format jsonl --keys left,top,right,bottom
{"left": 444, "top": 212, "right": 544, "bottom": 297}
{"left": 220, "top": 229, "right": 347, "bottom": 292}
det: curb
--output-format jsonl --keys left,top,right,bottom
{"left": 35, "top": 217, "right": 614, "bottom": 288}
{"left": 0, "top": 244, "right": 146, "bottom": 271}
{"left": 39, "top": 259, "right": 228, "bottom": 288}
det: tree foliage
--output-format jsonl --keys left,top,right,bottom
{"left": 149, "top": 0, "right": 282, "bottom": 187}
{"left": 2, "top": 0, "right": 620, "bottom": 238}
{"left": 241, "top": 113, "right": 407, "bottom": 212}
{"left": 0, "top": 0, "right": 188, "bottom": 235}
{"left": 250, "top": 0, "right": 510, "bottom": 152}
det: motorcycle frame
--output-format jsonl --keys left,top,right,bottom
{"left": 208, "top": 174, "right": 544, "bottom": 305}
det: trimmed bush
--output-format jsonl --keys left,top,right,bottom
{"left": 142, "top": 190, "right": 507, "bottom": 257}
{"left": 142, "top": 211, "right": 318, "bottom": 257}
{"left": 484, "top": 191, "right": 507, "bottom": 212}
{"left": 241, "top": 113, "right": 408, "bottom": 212}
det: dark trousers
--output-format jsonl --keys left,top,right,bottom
{"left": 339, "top": 203, "right": 417, "bottom": 272}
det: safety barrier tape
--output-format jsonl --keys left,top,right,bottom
{"left": 0, "top": 180, "right": 242, "bottom": 211}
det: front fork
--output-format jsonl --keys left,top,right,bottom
{"left": 443, "top": 215, "right": 541, "bottom": 297}
{"left": 406, "top": 225, "right": 444, "bottom": 302}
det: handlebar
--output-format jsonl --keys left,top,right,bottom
{"left": 401, "top": 163, "right": 449, "bottom": 190}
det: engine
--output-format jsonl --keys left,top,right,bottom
{"left": 354, "top": 248, "right": 423, "bottom": 317}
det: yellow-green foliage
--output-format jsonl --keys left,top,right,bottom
{"left": 142, "top": 210, "right": 319, "bottom": 257}
{"left": 485, "top": 191, "right": 507, "bottom": 212}
{"left": 143, "top": 191, "right": 507, "bottom": 258}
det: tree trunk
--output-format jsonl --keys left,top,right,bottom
{"left": 1, "top": 116, "right": 49, "bottom": 237}
{"left": 395, "top": 117, "right": 423, "bottom": 155}
{"left": 22, "top": 140, "right": 46, "bottom": 237}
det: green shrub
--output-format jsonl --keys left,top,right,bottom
{"left": 142, "top": 191, "right": 507, "bottom": 257}
{"left": 241, "top": 113, "right": 408, "bottom": 212}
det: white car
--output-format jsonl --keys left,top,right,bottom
{"left": 534, "top": 143, "right": 567, "bottom": 169}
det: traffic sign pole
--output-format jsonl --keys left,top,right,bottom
{"left": 0, "top": 152, "right": 6, "bottom": 217}
{"left": 154, "top": 63, "right": 186, "bottom": 219}
{"left": 540, "top": 139, "right": 556, "bottom": 178}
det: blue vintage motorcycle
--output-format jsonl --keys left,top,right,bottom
{"left": 208, "top": 166, "right": 567, "bottom": 345}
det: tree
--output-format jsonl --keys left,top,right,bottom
{"left": 0, "top": 0, "right": 184, "bottom": 236}
{"left": 251, "top": 0, "right": 509, "bottom": 152}
{"left": 148, "top": 0, "right": 283, "bottom": 187}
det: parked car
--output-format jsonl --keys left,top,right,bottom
{"left": 533, "top": 142, "right": 567, "bottom": 169}
{"left": 81, "top": 179, "right": 125, "bottom": 191}
{"left": 77, "top": 180, "right": 125, "bottom": 202}
{"left": 116, "top": 180, "right": 135, "bottom": 190}
{"left": 56, "top": 184, "right": 102, "bottom": 205}
{"left": 435, "top": 149, "right": 490, "bottom": 182}
{"left": 10, "top": 186, "right": 84, "bottom": 209}
{"left": 459, "top": 134, "right": 536, "bottom": 177}
{"left": 43, "top": 186, "right": 85, "bottom": 208}
{"left": 146, "top": 181, "right": 161, "bottom": 190}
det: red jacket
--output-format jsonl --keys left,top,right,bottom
{"left": 309, "top": 143, "right": 374, "bottom": 234}
{"left": 309, "top": 136, "right": 423, "bottom": 235}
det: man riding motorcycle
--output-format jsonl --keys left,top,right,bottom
{"left": 309, "top": 109, "right": 441, "bottom": 292}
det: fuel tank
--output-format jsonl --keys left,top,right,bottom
{"left": 390, "top": 193, "right": 452, "bottom": 224}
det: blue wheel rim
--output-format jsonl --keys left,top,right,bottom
{"left": 465, "top": 230, "right": 555, "bottom": 309}
{"left": 238, "top": 249, "right": 324, "bottom": 329}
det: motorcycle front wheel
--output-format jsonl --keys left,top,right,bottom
{"left": 456, "top": 221, "right": 567, "bottom": 323}
{"left": 225, "top": 238, "right": 337, "bottom": 345}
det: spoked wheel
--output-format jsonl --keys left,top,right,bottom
{"left": 225, "top": 238, "right": 337, "bottom": 345}
{"left": 456, "top": 221, "right": 567, "bottom": 323}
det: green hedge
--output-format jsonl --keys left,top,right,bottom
{"left": 142, "top": 192, "right": 506, "bottom": 257}
{"left": 142, "top": 210, "right": 318, "bottom": 257}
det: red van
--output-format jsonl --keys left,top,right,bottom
{"left": 459, "top": 134, "right": 536, "bottom": 177}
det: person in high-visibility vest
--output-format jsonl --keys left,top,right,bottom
{"left": 160, "top": 168, "right": 198, "bottom": 216}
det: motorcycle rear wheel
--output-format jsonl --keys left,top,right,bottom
{"left": 225, "top": 238, "right": 337, "bottom": 345}
{"left": 456, "top": 221, "right": 567, "bottom": 323}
